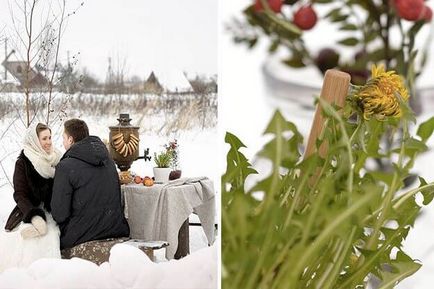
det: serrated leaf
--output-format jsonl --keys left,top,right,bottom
{"left": 263, "top": 110, "right": 300, "bottom": 136}
{"left": 258, "top": 110, "right": 303, "bottom": 167}
{"left": 223, "top": 94, "right": 431, "bottom": 289}
{"left": 417, "top": 116, "right": 434, "bottom": 142}
{"left": 225, "top": 131, "right": 247, "bottom": 150}
{"left": 223, "top": 132, "right": 258, "bottom": 192}
{"left": 392, "top": 137, "right": 428, "bottom": 157}
{"left": 419, "top": 177, "right": 434, "bottom": 205}
{"left": 397, "top": 93, "right": 416, "bottom": 124}
{"left": 368, "top": 171, "right": 395, "bottom": 187}
{"left": 377, "top": 251, "right": 421, "bottom": 289}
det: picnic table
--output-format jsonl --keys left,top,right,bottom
{"left": 121, "top": 177, "right": 216, "bottom": 260}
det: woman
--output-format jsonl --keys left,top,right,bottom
{"left": 0, "top": 123, "right": 62, "bottom": 272}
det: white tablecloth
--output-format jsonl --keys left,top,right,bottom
{"left": 121, "top": 177, "right": 216, "bottom": 259}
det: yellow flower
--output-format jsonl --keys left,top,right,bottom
{"left": 352, "top": 65, "right": 409, "bottom": 120}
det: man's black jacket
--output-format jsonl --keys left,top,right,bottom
{"left": 51, "top": 136, "right": 129, "bottom": 249}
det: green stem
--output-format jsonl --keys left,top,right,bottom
{"left": 244, "top": 224, "right": 275, "bottom": 289}
{"left": 349, "top": 118, "right": 363, "bottom": 145}
{"left": 354, "top": 121, "right": 381, "bottom": 174}
{"left": 222, "top": 208, "right": 238, "bottom": 250}
{"left": 319, "top": 99, "right": 354, "bottom": 203}
{"left": 366, "top": 120, "right": 407, "bottom": 250}
{"left": 337, "top": 212, "right": 417, "bottom": 289}
{"left": 259, "top": 242, "right": 291, "bottom": 289}
{"left": 362, "top": 182, "right": 434, "bottom": 225}
{"left": 283, "top": 169, "right": 309, "bottom": 229}
{"left": 285, "top": 191, "right": 374, "bottom": 285}
{"left": 301, "top": 156, "right": 330, "bottom": 245}
{"left": 318, "top": 227, "right": 357, "bottom": 289}
{"left": 258, "top": 119, "right": 283, "bottom": 217}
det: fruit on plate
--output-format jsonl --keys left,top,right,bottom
{"left": 134, "top": 176, "right": 143, "bottom": 184}
{"left": 143, "top": 178, "right": 154, "bottom": 187}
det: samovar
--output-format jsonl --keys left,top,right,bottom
{"left": 109, "top": 113, "right": 140, "bottom": 171}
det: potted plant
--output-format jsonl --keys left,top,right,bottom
{"left": 153, "top": 151, "right": 172, "bottom": 183}
{"left": 165, "top": 139, "right": 182, "bottom": 180}
{"left": 222, "top": 66, "right": 434, "bottom": 288}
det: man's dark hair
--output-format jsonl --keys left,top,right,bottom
{"left": 64, "top": 119, "right": 89, "bottom": 143}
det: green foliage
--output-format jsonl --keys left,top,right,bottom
{"left": 153, "top": 151, "right": 172, "bottom": 168}
{"left": 222, "top": 104, "right": 434, "bottom": 289}
{"left": 229, "top": 0, "right": 432, "bottom": 89}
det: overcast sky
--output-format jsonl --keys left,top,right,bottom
{"left": 0, "top": 0, "right": 217, "bottom": 81}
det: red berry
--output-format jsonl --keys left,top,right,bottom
{"left": 422, "top": 6, "right": 433, "bottom": 22}
{"left": 293, "top": 5, "right": 317, "bottom": 30}
{"left": 394, "top": 0, "right": 425, "bottom": 21}
{"left": 315, "top": 48, "right": 340, "bottom": 74}
{"left": 254, "top": 0, "right": 283, "bottom": 13}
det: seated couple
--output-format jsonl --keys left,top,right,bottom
{"left": 0, "top": 119, "right": 129, "bottom": 272}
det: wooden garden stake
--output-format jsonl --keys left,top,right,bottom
{"left": 304, "top": 70, "right": 351, "bottom": 159}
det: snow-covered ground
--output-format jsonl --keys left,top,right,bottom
{"left": 0, "top": 242, "right": 218, "bottom": 289}
{"left": 0, "top": 93, "right": 218, "bottom": 288}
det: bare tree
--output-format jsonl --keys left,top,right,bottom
{"left": 6, "top": 0, "right": 83, "bottom": 127}
{"left": 189, "top": 74, "right": 218, "bottom": 94}
{"left": 23, "top": 0, "right": 37, "bottom": 127}
{"left": 79, "top": 67, "right": 99, "bottom": 92}
{"left": 104, "top": 52, "right": 129, "bottom": 95}
{"left": 45, "top": 0, "right": 66, "bottom": 125}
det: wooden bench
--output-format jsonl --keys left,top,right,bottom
{"left": 61, "top": 238, "right": 169, "bottom": 264}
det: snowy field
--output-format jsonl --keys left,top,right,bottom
{"left": 0, "top": 92, "right": 218, "bottom": 288}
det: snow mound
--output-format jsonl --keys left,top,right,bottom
{"left": 0, "top": 243, "right": 217, "bottom": 289}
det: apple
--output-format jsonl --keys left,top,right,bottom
{"left": 134, "top": 176, "right": 142, "bottom": 184}
{"left": 143, "top": 178, "right": 154, "bottom": 187}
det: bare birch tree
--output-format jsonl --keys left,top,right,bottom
{"left": 7, "top": 0, "right": 83, "bottom": 127}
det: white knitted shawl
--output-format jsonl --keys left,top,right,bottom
{"left": 22, "top": 124, "right": 62, "bottom": 179}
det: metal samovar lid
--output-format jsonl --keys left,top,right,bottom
{"left": 109, "top": 113, "right": 139, "bottom": 129}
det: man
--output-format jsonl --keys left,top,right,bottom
{"left": 51, "top": 119, "right": 129, "bottom": 249}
